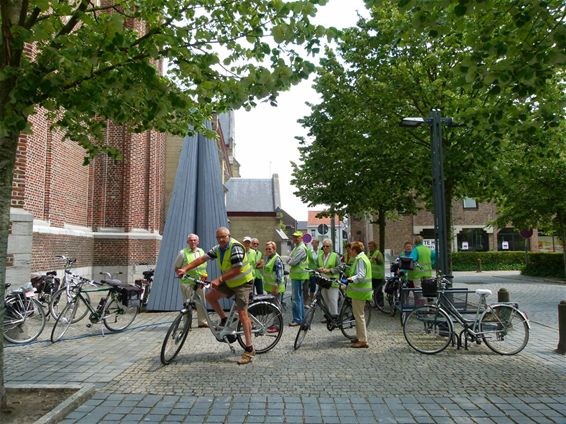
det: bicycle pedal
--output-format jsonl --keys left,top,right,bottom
{"left": 86, "top": 323, "right": 92, "bottom": 328}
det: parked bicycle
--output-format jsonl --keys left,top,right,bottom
{"left": 134, "top": 263, "right": 154, "bottom": 308}
{"left": 293, "top": 269, "right": 372, "bottom": 350}
{"left": 49, "top": 256, "right": 92, "bottom": 322}
{"left": 375, "top": 258, "right": 412, "bottom": 324}
{"left": 402, "top": 274, "right": 530, "bottom": 355}
{"left": 50, "top": 272, "right": 141, "bottom": 342}
{"left": 160, "top": 275, "right": 283, "bottom": 365}
{"left": 4, "top": 282, "right": 46, "bottom": 344}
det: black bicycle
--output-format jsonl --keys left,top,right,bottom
{"left": 293, "top": 269, "right": 372, "bottom": 350}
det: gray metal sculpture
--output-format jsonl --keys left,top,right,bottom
{"left": 147, "top": 123, "right": 228, "bottom": 311}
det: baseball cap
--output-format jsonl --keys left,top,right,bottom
{"left": 292, "top": 231, "right": 303, "bottom": 237}
{"left": 243, "top": 236, "right": 252, "bottom": 242}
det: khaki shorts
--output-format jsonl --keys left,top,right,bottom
{"left": 216, "top": 281, "right": 253, "bottom": 309}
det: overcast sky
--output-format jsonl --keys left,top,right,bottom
{"left": 234, "top": 0, "right": 368, "bottom": 222}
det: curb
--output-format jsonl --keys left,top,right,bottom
{"left": 5, "top": 383, "right": 95, "bottom": 424}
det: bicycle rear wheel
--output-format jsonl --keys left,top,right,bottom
{"left": 50, "top": 300, "right": 79, "bottom": 342}
{"left": 480, "top": 305, "right": 529, "bottom": 355}
{"left": 50, "top": 287, "right": 90, "bottom": 323}
{"left": 161, "top": 310, "right": 192, "bottom": 365}
{"left": 4, "top": 298, "right": 46, "bottom": 344}
{"left": 293, "top": 304, "right": 316, "bottom": 350}
{"left": 403, "top": 305, "right": 453, "bottom": 354}
{"left": 238, "top": 301, "right": 284, "bottom": 354}
{"left": 103, "top": 295, "right": 138, "bottom": 332}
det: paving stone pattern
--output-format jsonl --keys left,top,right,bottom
{"left": 5, "top": 272, "right": 566, "bottom": 423}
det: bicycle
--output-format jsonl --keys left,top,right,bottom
{"left": 134, "top": 263, "right": 154, "bottom": 308}
{"left": 160, "top": 275, "right": 283, "bottom": 365}
{"left": 4, "top": 282, "right": 46, "bottom": 344}
{"left": 375, "top": 267, "right": 411, "bottom": 325}
{"left": 49, "top": 256, "right": 92, "bottom": 322}
{"left": 50, "top": 272, "right": 140, "bottom": 342}
{"left": 293, "top": 269, "right": 372, "bottom": 350}
{"left": 402, "top": 274, "right": 530, "bottom": 355}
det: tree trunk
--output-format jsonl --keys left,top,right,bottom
{"left": 0, "top": 131, "right": 20, "bottom": 409}
{"left": 378, "top": 207, "right": 386, "bottom": 256}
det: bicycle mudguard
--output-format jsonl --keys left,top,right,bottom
{"left": 251, "top": 294, "right": 277, "bottom": 304}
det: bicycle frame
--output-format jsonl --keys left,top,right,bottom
{"left": 430, "top": 284, "right": 530, "bottom": 350}
{"left": 185, "top": 279, "right": 275, "bottom": 351}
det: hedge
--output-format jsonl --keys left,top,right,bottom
{"left": 451, "top": 251, "right": 565, "bottom": 278}
{"left": 451, "top": 252, "right": 525, "bottom": 272}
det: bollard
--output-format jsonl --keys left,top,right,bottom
{"left": 476, "top": 258, "right": 482, "bottom": 273}
{"left": 498, "top": 288, "right": 509, "bottom": 303}
{"left": 556, "top": 300, "right": 566, "bottom": 355}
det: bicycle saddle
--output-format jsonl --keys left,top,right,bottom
{"left": 475, "top": 289, "right": 492, "bottom": 297}
{"left": 101, "top": 279, "right": 128, "bottom": 288}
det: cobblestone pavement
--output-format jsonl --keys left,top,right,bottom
{"left": 4, "top": 272, "right": 566, "bottom": 423}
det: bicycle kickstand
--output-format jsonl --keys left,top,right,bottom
{"left": 222, "top": 337, "right": 236, "bottom": 353}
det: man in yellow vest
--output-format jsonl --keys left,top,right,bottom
{"left": 346, "top": 241, "right": 372, "bottom": 348}
{"left": 368, "top": 241, "right": 385, "bottom": 309}
{"left": 177, "top": 227, "right": 256, "bottom": 365}
{"left": 287, "top": 230, "right": 309, "bottom": 326}
{"left": 174, "top": 233, "right": 209, "bottom": 328}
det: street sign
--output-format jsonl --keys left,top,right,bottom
{"left": 317, "top": 224, "right": 329, "bottom": 235}
{"left": 303, "top": 233, "right": 312, "bottom": 243}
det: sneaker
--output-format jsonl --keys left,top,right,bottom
{"left": 288, "top": 321, "right": 301, "bottom": 327}
{"left": 237, "top": 348, "right": 255, "bottom": 365}
{"left": 267, "top": 325, "right": 279, "bottom": 333}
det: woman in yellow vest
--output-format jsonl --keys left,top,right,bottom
{"left": 177, "top": 227, "right": 256, "bottom": 365}
{"left": 262, "top": 240, "right": 285, "bottom": 334}
{"left": 174, "top": 233, "right": 209, "bottom": 328}
{"left": 317, "top": 239, "right": 341, "bottom": 320}
{"left": 346, "top": 241, "right": 373, "bottom": 348}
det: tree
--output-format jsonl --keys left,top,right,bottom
{"left": 0, "top": 0, "right": 332, "bottom": 407}
{"left": 292, "top": 0, "right": 564, "bottom": 267}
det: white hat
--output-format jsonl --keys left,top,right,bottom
{"left": 242, "top": 236, "right": 252, "bottom": 242}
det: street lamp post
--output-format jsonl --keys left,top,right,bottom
{"left": 400, "top": 109, "right": 458, "bottom": 279}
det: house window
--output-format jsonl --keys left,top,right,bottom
{"left": 463, "top": 197, "right": 478, "bottom": 209}
{"left": 457, "top": 228, "right": 489, "bottom": 251}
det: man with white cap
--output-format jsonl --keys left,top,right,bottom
{"left": 287, "top": 230, "right": 309, "bottom": 326}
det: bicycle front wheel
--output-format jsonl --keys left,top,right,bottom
{"left": 403, "top": 305, "right": 453, "bottom": 354}
{"left": 4, "top": 298, "right": 46, "bottom": 344}
{"left": 50, "top": 300, "right": 79, "bottom": 342}
{"left": 50, "top": 287, "right": 90, "bottom": 323}
{"left": 480, "top": 305, "right": 529, "bottom": 355}
{"left": 103, "top": 296, "right": 138, "bottom": 332}
{"left": 293, "top": 304, "right": 316, "bottom": 350}
{"left": 238, "top": 301, "right": 284, "bottom": 354}
{"left": 161, "top": 310, "right": 192, "bottom": 365}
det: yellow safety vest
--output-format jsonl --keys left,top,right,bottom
{"left": 370, "top": 250, "right": 385, "bottom": 279}
{"left": 216, "top": 239, "right": 254, "bottom": 288}
{"left": 346, "top": 252, "right": 373, "bottom": 301}
{"left": 289, "top": 243, "right": 309, "bottom": 280}
{"left": 263, "top": 254, "right": 285, "bottom": 294}
{"left": 181, "top": 248, "right": 207, "bottom": 283}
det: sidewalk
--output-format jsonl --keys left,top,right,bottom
{"left": 4, "top": 271, "right": 566, "bottom": 423}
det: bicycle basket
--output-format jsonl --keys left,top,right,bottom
{"left": 399, "top": 257, "right": 414, "bottom": 271}
{"left": 421, "top": 278, "right": 438, "bottom": 297}
{"left": 118, "top": 285, "right": 143, "bottom": 307}
{"left": 315, "top": 275, "right": 333, "bottom": 289}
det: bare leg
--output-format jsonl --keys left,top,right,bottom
{"left": 205, "top": 289, "right": 227, "bottom": 320}
{"left": 237, "top": 307, "right": 253, "bottom": 347}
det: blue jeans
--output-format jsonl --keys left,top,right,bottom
{"left": 291, "top": 279, "right": 305, "bottom": 324}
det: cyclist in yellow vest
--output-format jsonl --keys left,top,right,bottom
{"left": 243, "top": 236, "right": 261, "bottom": 297}
{"left": 287, "top": 231, "right": 309, "bottom": 326}
{"left": 174, "top": 233, "right": 209, "bottom": 328}
{"left": 251, "top": 238, "right": 264, "bottom": 295}
{"left": 368, "top": 241, "right": 385, "bottom": 309}
{"left": 177, "top": 227, "right": 256, "bottom": 365}
{"left": 317, "top": 239, "right": 341, "bottom": 319}
{"left": 346, "top": 241, "right": 372, "bottom": 348}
